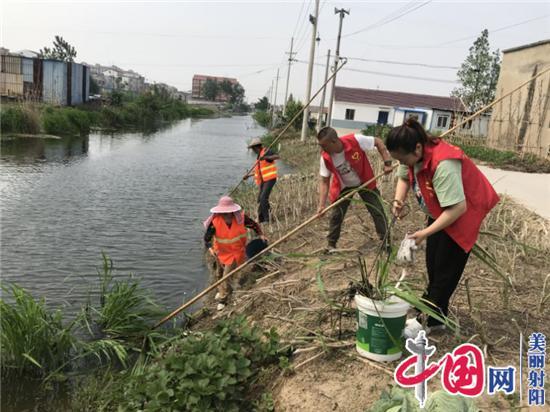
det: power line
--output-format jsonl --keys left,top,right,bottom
{"left": 294, "top": 59, "right": 458, "bottom": 84}
{"left": 346, "top": 57, "right": 459, "bottom": 70}
{"left": 433, "top": 14, "right": 550, "bottom": 47}
{"left": 291, "top": 0, "right": 308, "bottom": 40}
{"left": 341, "top": 0, "right": 431, "bottom": 39}
{"left": 354, "top": 14, "right": 550, "bottom": 50}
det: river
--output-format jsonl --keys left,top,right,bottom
{"left": 0, "top": 115, "right": 274, "bottom": 312}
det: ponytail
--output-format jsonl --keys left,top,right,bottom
{"left": 386, "top": 117, "right": 432, "bottom": 153}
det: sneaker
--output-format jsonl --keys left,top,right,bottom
{"left": 216, "top": 303, "right": 226, "bottom": 311}
{"left": 403, "top": 318, "right": 424, "bottom": 339}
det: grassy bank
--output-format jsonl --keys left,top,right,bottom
{"left": 0, "top": 94, "right": 214, "bottom": 137}
{"left": 0, "top": 254, "right": 287, "bottom": 411}
{"left": 225, "top": 135, "right": 549, "bottom": 410}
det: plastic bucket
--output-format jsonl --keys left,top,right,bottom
{"left": 355, "top": 294, "right": 410, "bottom": 362}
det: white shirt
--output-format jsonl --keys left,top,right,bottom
{"left": 319, "top": 134, "right": 376, "bottom": 188}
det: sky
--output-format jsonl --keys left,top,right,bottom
{"left": 1, "top": 0, "right": 549, "bottom": 103}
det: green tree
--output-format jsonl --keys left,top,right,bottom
{"left": 283, "top": 95, "right": 303, "bottom": 130}
{"left": 230, "top": 83, "right": 245, "bottom": 104}
{"left": 39, "top": 36, "right": 77, "bottom": 62}
{"left": 452, "top": 29, "right": 501, "bottom": 111}
{"left": 89, "top": 76, "right": 100, "bottom": 94}
{"left": 202, "top": 79, "right": 219, "bottom": 101}
{"left": 255, "top": 96, "right": 269, "bottom": 111}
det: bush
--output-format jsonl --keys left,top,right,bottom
{"left": 0, "top": 106, "right": 41, "bottom": 134}
{"left": 362, "top": 124, "right": 392, "bottom": 139}
{"left": 42, "top": 107, "right": 78, "bottom": 135}
{"left": 253, "top": 111, "right": 271, "bottom": 128}
{"left": 0, "top": 284, "right": 79, "bottom": 374}
{"left": 121, "top": 316, "right": 284, "bottom": 411}
{"left": 283, "top": 99, "right": 303, "bottom": 130}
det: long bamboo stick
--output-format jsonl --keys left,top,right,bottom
{"left": 229, "top": 58, "right": 349, "bottom": 197}
{"left": 154, "top": 64, "right": 550, "bottom": 329}
{"left": 154, "top": 168, "right": 392, "bottom": 328}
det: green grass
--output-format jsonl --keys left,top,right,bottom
{"left": 0, "top": 94, "right": 215, "bottom": 137}
{"left": 455, "top": 142, "right": 550, "bottom": 173}
{"left": 0, "top": 283, "right": 79, "bottom": 373}
{"left": 0, "top": 254, "right": 169, "bottom": 379}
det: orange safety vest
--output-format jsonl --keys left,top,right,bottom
{"left": 321, "top": 134, "right": 377, "bottom": 203}
{"left": 408, "top": 139, "right": 499, "bottom": 253}
{"left": 254, "top": 148, "right": 278, "bottom": 186}
{"left": 212, "top": 212, "right": 248, "bottom": 265}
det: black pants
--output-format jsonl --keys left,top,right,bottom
{"left": 258, "top": 179, "right": 276, "bottom": 223}
{"left": 423, "top": 218, "right": 470, "bottom": 326}
{"left": 327, "top": 187, "right": 388, "bottom": 247}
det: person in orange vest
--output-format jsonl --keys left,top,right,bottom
{"left": 317, "top": 127, "right": 394, "bottom": 251}
{"left": 244, "top": 138, "right": 280, "bottom": 226}
{"left": 204, "top": 196, "right": 265, "bottom": 311}
{"left": 387, "top": 118, "right": 499, "bottom": 334}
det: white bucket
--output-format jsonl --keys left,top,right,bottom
{"left": 355, "top": 294, "right": 410, "bottom": 362}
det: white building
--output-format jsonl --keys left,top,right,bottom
{"left": 330, "top": 86, "right": 483, "bottom": 135}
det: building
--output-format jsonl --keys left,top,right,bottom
{"left": 486, "top": 39, "right": 550, "bottom": 157}
{"left": 87, "top": 64, "right": 146, "bottom": 95}
{"left": 330, "top": 86, "right": 467, "bottom": 134}
{"left": 192, "top": 74, "right": 238, "bottom": 102}
{"left": 1, "top": 48, "right": 90, "bottom": 106}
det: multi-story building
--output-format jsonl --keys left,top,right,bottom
{"left": 192, "top": 74, "right": 238, "bottom": 102}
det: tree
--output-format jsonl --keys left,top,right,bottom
{"left": 255, "top": 96, "right": 269, "bottom": 111}
{"left": 39, "top": 36, "right": 77, "bottom": 62}
{"left": 452, "top": 29, "right": 501, "bottom": 111}
{"left": 230, "top": 83, "right": 245, "bottom": 104}
{"left": 202, "top": 79, "right": 219, "bottom": 101}
{"left": 283, "top": 95, "right": 303, "bottom": 130}
{"left": 89, "top": 76, "right": 100, "bottom": 94}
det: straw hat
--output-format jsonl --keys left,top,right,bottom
{"left": 210, "top": 196, "right": 242, "bottom": 214}
{"left": 247, "top": 138, "right": 262, "bottom": 148}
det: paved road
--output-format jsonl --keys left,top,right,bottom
{"left": 478, "top": 165, "right": 550, "bottom": 220}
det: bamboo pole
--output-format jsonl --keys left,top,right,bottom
{"left": 229, "top": 58, "right": 349, "bottom": 197}
{"left": 154, "top": 167, "right": 392, "bottom": 328}
{"left": 154, "top": 65, "right": 550, "bottom": 329}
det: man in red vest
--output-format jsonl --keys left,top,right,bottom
{"left": 387, "top": 118, "right": 499, "bottom": 334}
{"left": 244, "top": 138, "right": 280, "bottom": 228}
{"left": 317, "top": 127, "right": 394, "bottom": 251}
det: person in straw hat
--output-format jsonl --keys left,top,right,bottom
{"left": 243, "top": 138, "right": 280, "bottom": 228}
{"left": 204, "top": 195, "right": 265, "bottom": 310}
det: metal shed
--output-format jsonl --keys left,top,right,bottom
{"left": 42, "top": 60, "right": 67, "bottom": 105}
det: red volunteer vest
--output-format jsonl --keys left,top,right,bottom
{"left": 408, "top": 139, "right": 499, "bottom": 252}
{"left": 212, "top": 212, "right": 248, "bottom": 265}
{"left": 322, "top": 134, "right": 377, "bottom": 203}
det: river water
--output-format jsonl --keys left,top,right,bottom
{"left": 0, "top": 115, "right": 271, "bottom": 312}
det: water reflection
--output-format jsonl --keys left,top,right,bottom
{"left": 0, "top": 116, "right": 271, "bottom": 314}
{"left": 1, "top": 135, "right": 89, "bottom": 163}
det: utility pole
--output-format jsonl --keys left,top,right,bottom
{"left": 283, "top": 37, "right": 296, "bottom": 116}
{"left": 271, "top": 68, "right": 280, "bottom": 128}
{"left": 317, "top": 49, "right": 331, "bottom": 133}
{"left": 327, "top": 8, "right": 349, "bottom": 127}
{"left": 300, "top": 0, "right": 320, "bottom": 142}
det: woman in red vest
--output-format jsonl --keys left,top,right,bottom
{"left": 387, "top": 118, "right": 499, "bottom": 333}
{"left": 204, "top": 196, "right": 264, "bottom": 310}
{"left": 317, "top": 127, "right": 394, "bottom": 251}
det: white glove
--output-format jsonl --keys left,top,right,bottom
{"left": 397, "top": 236, "right": 418, "bottom": 263}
